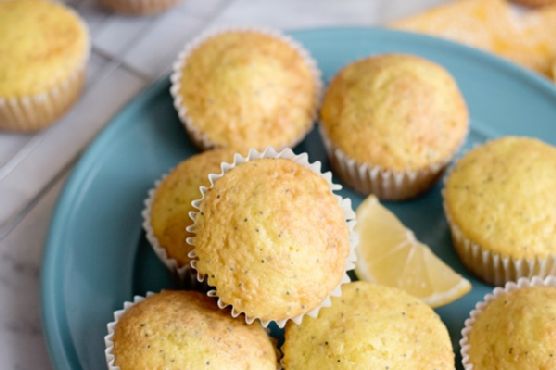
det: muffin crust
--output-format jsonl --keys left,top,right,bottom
{"left": 445, "top": 137, "right": 556, "bottom": 259}
{"left": 468, "top": 286, "right": 556, "bottom": 369}
{"left": 150, "top": 149, "right": 235, "bottom": 266}
{"left": 0, "top": 0, "right": 88, "bottom": 97}
{"left": 177, "top": 31, "right": 319, "bottom": 150}
{"left": 283, "top": 282, "right": 454, "bottom": 369}
{"left": 113, "top": 290, "right": 278, "bottom": 369}
{"left": 193, "top": 158, "right": 350, "bottom": 322}
{"left": 320, "top": 54, "right": 468, "bottom": 171}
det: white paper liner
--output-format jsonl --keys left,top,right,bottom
{"left": 104, "top": 292, "right": 155, "bottom": 370}
{"left": 169, "top": 26, "right": 323, "bottom": 150}
{"left": 0, "top": 9, "right": 89, "bottom": 133}
{"left": 319, "top": 126, "right": 451, "bottom": 200}
{"left": 444, "top": 206, "right": 556, "bottom": 286}
{"left": 142, "top": 170, "right": 197, "bottom": 285}
{"left": 99, "top": 0, "right": 181, "bottom": 15}
{"left": 460, "top": 276, "right": 556, "bottom": 369}
{"left": 185, "top": 147, "right": 357, "bottom": 328}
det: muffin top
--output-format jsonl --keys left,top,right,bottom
{"left": 113, "top": 290, "right": 278, "bottom": 370}
{"left": 444, "top": 136, "right": 556, "bottom": 259}
{"left": 282, "top": 281, "right": 454, "bottom": 369}
{"left": 177, "top": 31, "right": 319, "bottom": 151}
{"left": 468, "top": 286, "right": 556, "bottom": 370}
{"left": 150, "top": 149, "right": 235, "bottom": 267}
{"left": 193, "top": 158, "right": 350, "bottom": 323}
{"left": 0, "top": 0, "right": 88, "bottom": 98}
{"left": 320, "top": 54, "right": 468, "bottom": 172}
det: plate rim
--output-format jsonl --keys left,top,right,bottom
{"left": 40, "top": 26, "right": 556, "bottom": 370}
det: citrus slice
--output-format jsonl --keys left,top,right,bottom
{"left": 354, "top": 195, "right": 471, "bottom": 308}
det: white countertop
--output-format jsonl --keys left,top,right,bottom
{"left": 0, "top": 0, "right": 445, "bottom": 368}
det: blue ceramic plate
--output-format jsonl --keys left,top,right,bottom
{"left": 42, "top": 27, "right": 556, "bottom": 370}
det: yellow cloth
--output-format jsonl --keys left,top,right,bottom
{"left": 393, "top": 0, "right": 556, "bottom": 80}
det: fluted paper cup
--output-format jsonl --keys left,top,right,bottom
{"left": 319, "top": 126, "right": 450, "bottom": 200}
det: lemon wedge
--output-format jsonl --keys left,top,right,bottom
{"left": 354, "top": 195, "right": 471, "bottom": 308}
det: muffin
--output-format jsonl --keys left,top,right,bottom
{"left": 461, "top": 276, "right": 556, "bottom": 370}
{"left": 282, "top": 281, "right": 455, "bottom": 369}
{"left": 99, "top": 0, "right": 181, "bottom": 15}
{"left": 444, "top": 136, "right": 556, "bottom": 285}
{"left": 512, "top": 0, "right": 556, "bottom": 7}
{"left": 0, "top": 0, "right": 89, "bottom": 132}
{"left": 187, "top": 148, "right": 355, "bottom": 327}
{"left": 142, "top": 149, "right": 235, "bottom": 281}
{"left": 170, "top": 28, "right": 321, "bottom": 151}
{"left": 105, "top": 290, "right": 279, "bottom": 370}
{"left": 320, "top": 54, "right": 468, "bottom": 200}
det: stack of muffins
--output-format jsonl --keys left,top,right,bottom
{"left": 104, "top": 27, "right": 556, "bottom": 370}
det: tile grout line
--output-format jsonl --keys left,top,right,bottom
{"left": 0, "top": 158, "right": 77, "bottom": 241}
{"left": 91, "top": 46, "right": 152, "bottom": 81}
{"left": 0, "top": 50, "right": 114, "bottom": 183}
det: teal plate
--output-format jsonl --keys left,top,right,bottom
{"left": 42, "top": 27, "right": 556, "bottom": 370}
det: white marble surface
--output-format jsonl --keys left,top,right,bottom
{"left": 0, "top": 0, "right": 445, "bottom": 368}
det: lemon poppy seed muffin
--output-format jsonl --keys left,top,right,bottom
{"left": 444, "top": 136, "right": 556, "bottom": 285}
{"left": 172, "top": 30, "right": 320, "bottom": 151}
{"left": 282, "top": 282, "right": 455, "bottom": 369}
{"left": 110, "top": 290, "right": 278, "bottom": 370}
{"left": 320, "top": 54, "right": 468, "bottom": 199}
{"left": 191, "top": 157, "right": 351, "bottom": 325}
{"left": 0, "top": 0, "right": 89, "bottom": 132}
{"left": 512, "top": 0, "right": 556, "bottom": 7}
{"left": 464, "top": 284, "right": 556, "bottom": 369}
{"left": 146, "top": 149, "right": 235, "bottom": 273}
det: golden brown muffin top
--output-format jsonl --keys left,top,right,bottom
{"left": 150, "top": 149, "right": 235, "bottom": 267}
{"left": 445, "top": 136, "right": 556, "bottom": 259}
{"left": 320, "top": 54, "right": 468, "bottom": 172}
{"left": 177, "top": 31, "right": 319, "bottom": 151}
{"left": 468, "top": 286, "right": 556, "bottom": 370}
{"left": 114, "top": 290, "right": 278, "bottom": 370}
{"left": 0, "top": 0, "right": 88, "bottom": 97}
{"left": 193, "top": 158, "right": 350, "bottom": 323}
{"left": 283, "top": 282, "right": 454, "bottom": 369}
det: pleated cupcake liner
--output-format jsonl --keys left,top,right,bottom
{"left": 99, "top": 0, "right": 181, "bottom": 15}
{"left": 104, "top": 292, "right": 155, "bottom": 370}
{"left": 0, "top": 11, "right": 89, "bottom": 133}
{"left": 444, "top": 207, "right": 556, "bottom": 286}
{"left": 142, "top": 170, "right": 199, "bottom": 285}
{"left": 460, "top": 276, "right": 556, "bottom": 369}
{"left": 319, "top": 126, "right": 449, "bottom": 200}
{"left": 169, "top": 26, "right": 323, "bottom": 150}
{"left": 185, "top": 147, "right": 357, "bottom": 328}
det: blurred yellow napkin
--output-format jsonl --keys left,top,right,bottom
{"left": 392, "top": 0, "right": 556, "bottom": 80}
